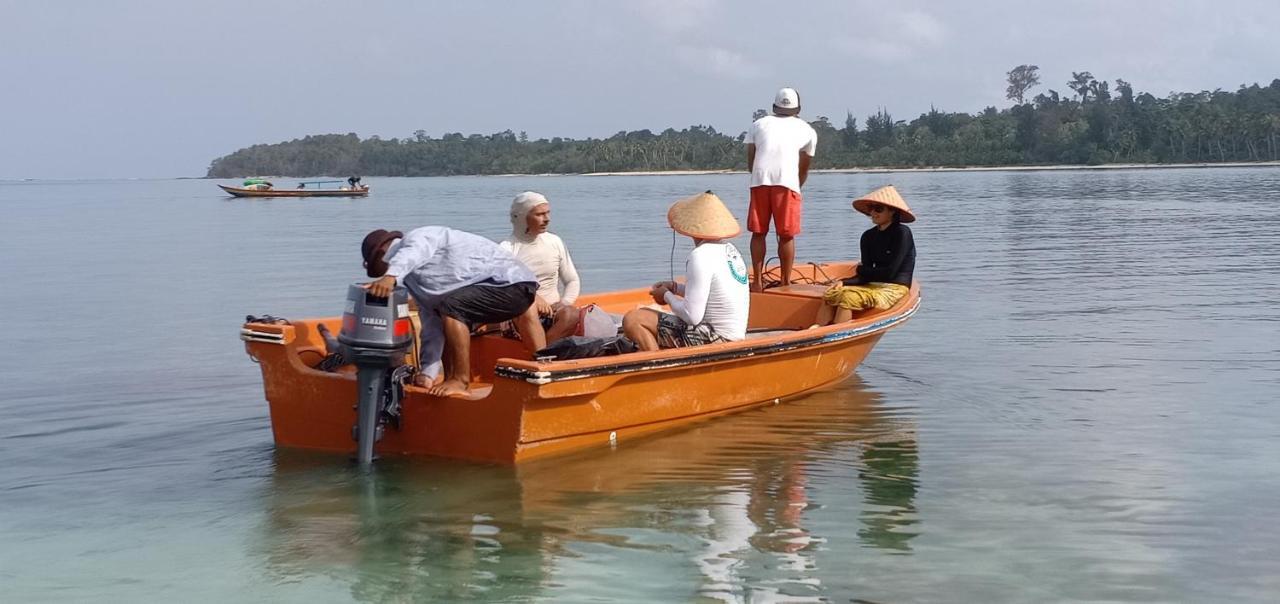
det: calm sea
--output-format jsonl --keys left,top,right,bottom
{"left": 2, "top": 168, "right": 1279, "bottom": 602}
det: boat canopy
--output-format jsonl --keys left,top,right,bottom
{"left": 243, "top": 178, "right": 272, "bottom": 186}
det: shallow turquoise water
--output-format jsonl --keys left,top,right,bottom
{"left": 2, "top": 168, "right": 1279, "bottom": 601}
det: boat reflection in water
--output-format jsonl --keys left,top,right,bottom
{"left": 255, "top": 375, "right": 919, "bottom": 600}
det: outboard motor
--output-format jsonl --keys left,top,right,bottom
{"left": 337, "top": 284, "right": 413, "bottom": 466}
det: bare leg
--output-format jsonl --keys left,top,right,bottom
{"left": 545, "top": 305, "right": 580, "bottom": 343}
{"left": 622, "top": 308, "right": 661, "bottom": 352}
{"left": 512, "top": 304, "right": 546, "bottom": 355}
{"left": 778, "top": 235, "right": 795, "bottom": 286}
{"left": 750, "top": 232, "right": 767, "bottom": 292}
{"left": 812, "top": 303, "right": 836, "bottom": 328}
{"left": 429, "top": 316, "right": 472, "bottom": 397}
{"left": 833, "top": 307, "right": 854, "bottom": 324}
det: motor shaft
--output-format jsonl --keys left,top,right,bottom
{"left": 354, "top": 364, "right": 389, "bottom": 466}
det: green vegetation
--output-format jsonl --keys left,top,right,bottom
{"left": 206, "top": 71, "right": 1280, "bottom": 177}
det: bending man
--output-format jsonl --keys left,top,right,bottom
{"left": 362, "top": 226, "right": 545, "bottom": 397}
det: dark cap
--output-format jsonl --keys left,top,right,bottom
{"left": 361, "top": 229, "right": 403, "bottom": 277}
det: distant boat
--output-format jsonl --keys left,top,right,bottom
{"left": 218, "top": 178, "right": 370, "bottom": 198}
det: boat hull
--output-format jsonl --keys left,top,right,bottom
{"left": 241, "top": 262, "right": 918, "bottom": 463}
{"left": 219, "top": 184, "right": 370, "bottom": 198}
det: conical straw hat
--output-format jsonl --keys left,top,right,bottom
{"left": 852, "top": 185, "right": 916, "bottom": 223}
{"left": 667, "top": 191, "right": 741, "bottom": 240}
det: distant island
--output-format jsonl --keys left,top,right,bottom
{"left": 206, "top": 70, "right": 1280, "bottom": 178}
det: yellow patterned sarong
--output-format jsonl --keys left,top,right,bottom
{"left": 823, "top": 282, "right": 909, "bottom": 311}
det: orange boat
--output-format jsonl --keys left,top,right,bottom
{"left": 240, "top": 262, "right": 919, "bottom": 464}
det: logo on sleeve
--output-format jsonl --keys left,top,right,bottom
{"left": 726, "top": 246, "right": 748, "bottom": 285}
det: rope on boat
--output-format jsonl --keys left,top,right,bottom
{"left": 758, "top": 260, "right": 838, "bottom": 289}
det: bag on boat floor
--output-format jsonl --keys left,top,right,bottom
{"left": 537, "top": 335, "right": 638, "bottom": 360}
{"left": 574, "top": 303, "right": 621, "bottom": 338}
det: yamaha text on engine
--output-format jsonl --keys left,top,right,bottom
{"left": 337, "top": 284, "right": 414, "bottom": 465}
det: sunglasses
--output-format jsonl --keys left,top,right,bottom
{"left": 867, "top": 204, "right": 891, "bottom": 213}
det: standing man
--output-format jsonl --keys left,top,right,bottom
{"left": 745, "top": 87, "right": 817, "bottom": 291}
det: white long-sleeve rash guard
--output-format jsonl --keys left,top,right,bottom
{"left": 663, "top": 242, "right": 750, "bottom": 341}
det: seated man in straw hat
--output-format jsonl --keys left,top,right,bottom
{"left": 362, "top": 226, "right": 545, "bottom": 397}
{"left": 812, "top": 185, "right": 916, "bottom": 327}
{"left": 499, "top": 191, "right": 582, "bottom": 342}
{"left": 622, "top": 191, "right": 750, "bottom": 351}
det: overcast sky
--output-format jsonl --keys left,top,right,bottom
{"left": 2, "top": 0, "right": 1278, "bottom": 179}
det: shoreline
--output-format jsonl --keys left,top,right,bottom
{"left": 10, "top": 161, "right": 1279, "bottom": 182}
{"left": 579, "top": 161, "right": 1280, "bottom": 177}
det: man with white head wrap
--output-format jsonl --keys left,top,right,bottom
{"left": 499, "top": 191, "right": 583, "bottom": 341}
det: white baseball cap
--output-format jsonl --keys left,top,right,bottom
{"left": 773, "top": 87, "right": 800, "bottom": 114}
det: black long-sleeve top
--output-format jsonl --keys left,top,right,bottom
{"left": 843, "top": 222, "right": 915, "bottom": 286}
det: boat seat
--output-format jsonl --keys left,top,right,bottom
{"left": 762, "top": 283, "right": 832, "bottom": 298}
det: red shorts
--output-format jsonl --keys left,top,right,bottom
{"left": 747, "top": 185, "right": 802, "bottom": 237}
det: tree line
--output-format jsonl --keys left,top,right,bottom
{"left": 206, "top": 70, "right": 1280, "bottom": 178}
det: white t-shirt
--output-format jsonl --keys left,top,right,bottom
{"left": 663, "top": 242, "right": 750, "bottom": 341}
{"left": 499, "top": 232, "right": 580, "bottom": 306}
{"left": 745, "top": 115, "right": 818, "bottom": 192}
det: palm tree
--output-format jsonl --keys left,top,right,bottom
{"left": 1068, "top": 72, "right": 1096, "bottom": 103}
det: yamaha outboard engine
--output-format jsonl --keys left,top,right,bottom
{"left": 338, "top": 284, "right": 413, "bottom": 466}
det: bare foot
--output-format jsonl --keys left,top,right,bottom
{"left": 807, "top": 324, "right": 821, "bottom": 330}
{"left": 427, "top": 378, "right": 470, "bottom": 398}
{"left": 412, "top": 374, "right": 441, "bottom": 388}
{"left": 750, "top": 282, "right": 763, "bottom": 293}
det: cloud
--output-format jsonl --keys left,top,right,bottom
{"left": 629, "top": 0, "right": 720, "bottom": 33}
{"left": 897, "top": 9, "right": 946, "bottom": 45}
{"left": 624, "top": 1, "right": 761, "bottom": 81}
{"left": 834, "top": 8, "right": 947, "bottom": 64}
{"left": 675, "top": 44, "right": 765, "bottom": 80}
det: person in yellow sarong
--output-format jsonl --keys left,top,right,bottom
{"left": 812, "top": 185, "right": 916, "bottom": 327}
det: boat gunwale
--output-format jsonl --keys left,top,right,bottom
{"left": 495, "top": 290, "right": 920, "bottom": 384}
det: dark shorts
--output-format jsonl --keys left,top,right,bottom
{"left": 656, "top": 312, "right": 725, "bottom": 349}
{"left": 438, "top": 281, "right": 536, "bottom": 328}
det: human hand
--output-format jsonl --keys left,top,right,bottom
{"left": 535, "top": 296, "right": 554, "bottom": 317}
{"left": 651, "top": 281, "right": 677, "bottom": 294}
{"left": 364, "top": 275, "right": 396, "bottom": 298}
{"left": 650, "top": 284, "right": 670, "bottom": 305}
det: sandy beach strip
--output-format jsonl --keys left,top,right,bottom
{"left": 578, "top": 161, "right": 1280, "bottom": 177}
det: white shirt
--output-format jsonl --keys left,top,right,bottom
{"left": 383, "top": 227, "right": 536, "bottom": 379}
{"left": 663, "top": 242, "right": 750, "bottom": 341}
{"left": 499, "top": 232, "right": 580, "bottom": 306}
{"left": 745, "top": 115, "right": 818, "bottom": 192}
